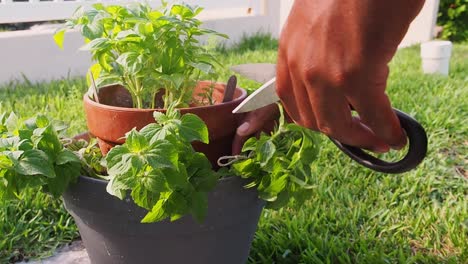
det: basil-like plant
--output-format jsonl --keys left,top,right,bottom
{"left": 105, "top": 107, "right": 218, "bottom": 223}
{"left": 0, "top": 113, "right": 81, "bottom": 200}
{"left": 227, "top": 105, "right": 320, "bottom": 209}
{"left": 54, "top": 2, "right": 227, "bottom": 109}
{"left": 1, "top": 107, "right": 321, "bottom": 223}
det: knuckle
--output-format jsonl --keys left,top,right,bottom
{"left": 286, "top": 56, "right": 300, "bottom": 72}
{"left": 329, "top": 68, "right": 356, "bottom": 89}
{"left": 302, "top": 66, "right": 320, "bottom": 81}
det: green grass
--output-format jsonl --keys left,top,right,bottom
{"left": 1, "top": 35, "right": 467, "bottom": 263}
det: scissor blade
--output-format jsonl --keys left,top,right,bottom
{"left": 230, "top": 63, "right": 276, "bottom": 83}
{"left": 233, "top": 77, "right": 280, "bottom": 113}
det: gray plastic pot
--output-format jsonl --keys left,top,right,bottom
{"left": 62, "top": 175, "right": 264, "bottom": 264}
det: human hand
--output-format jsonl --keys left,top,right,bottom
{"left": 232, "top": 104, "right": 280, "bottom": 155}
{"left": 276, "top": 0, "right": 424, "bottom": 152}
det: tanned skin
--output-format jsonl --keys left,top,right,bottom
{"left": 233, "top": 0, "right": 425, "bottom": 155}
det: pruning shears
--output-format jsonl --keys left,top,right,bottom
{"left": 231, "top": 63, "right": 428, "bottom": 174}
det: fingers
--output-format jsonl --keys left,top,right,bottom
{"left": 349, "top": 92, "right": 406, "bottom": 150}
{"left": 276, "top": 49, "right": 318, "bottom": 129}
{"left": 346, "top": 66, "right": 407, "bottom": 150}
{"left": 305, "top": 83, "right": 390, "bottom": 152}
{"left": 232, "top": 104, "right": 279, "bottom": 155}
{"left": 276, "top": 49, "right": 301, "bottom": 125}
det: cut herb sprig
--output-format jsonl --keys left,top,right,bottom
{"left": 228, "top": 104, "right": 321, "bottom": 209}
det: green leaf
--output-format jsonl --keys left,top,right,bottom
{"left": 139, "top": 123, "right": 162, "bottom": 139}
{"left": 105, "top": 145, "right": 129, "bottom": 168}
{"left": 0, "top": 137, "right": 21, "bottom": 149}
{"left": 53, "top": 30, "right": 66, "bottom": 49}
{"left": 192, "top": 170, "right": 218, "bottom": 192}
{"left": 116, "top": 52, "right": 142, "bottom": 74}
{"left": 140, "top": 169, "right": 167, "bottom": 193}
{"left": 107, "top": 154, "right": 134, "bottom": 177}
{"left": 164, "top": 165, "right": 188, "bottom": 189}
{"left": 106, "top": 173, "right": 134, "bottom": 199}
{"left": 153, "top": 111, "right": 171, "bottom": 124}
{"left": 131, "top": 184, "right": 160, "bottom": 210}
{"left": 191, "top": 192, "right": 208, "bottom": 223}
{"left": 81, "top": 19, "right": 104, "bottom": 39}
{"left": 56, "top": 149, "right": 80, "bottom": 165}
{"left": 15, "top": 150, "right": 56, "bottom": 178}
{"left": 46, "top": 162, "right": 80, "bottom": 198}
{"left": 141, "top": 199, "right": 167, "bottom": 223}
{"left": 165, "top": 191, "right": 189, "bottom": 217}
{"left": 150, "top": 126, "right": 178, "bottom": 146}
{"left": 179, "top": 114, "right": 209, "bottom": 143}
{"left": 80, "top": 38, "right": 110, "bottom": 51}
{"left": 0, "top": 154, "right": 13, "bottom": 169}
{"left": 33, "top": 126, "right": 63, "bottom": 158}
{"left": 259, "top": 174, "right": 288, "bottom": 201}
{"left": 159, "top": 74, "right": 185, "bottom": 90}
{"left": 5, "top": 112, "right": 19, "bottom": 133}
{"left": 146, "top": 140, "right": 177, "bottom": 169}
{"left": 232, "top": 159, "right": 260, "bottom": 179}
{"left": 188, "top": 62, "right": 214, "bottom": 74}
{"left": 115, "top": 30, "right": 138, "bottom": 39}
{"left": 92, "top": 3, "right": 105, "bottom": 10}
{"left": 171, "top": 4, "right": 195, "bottom": 18}
{"left": 257, "top": 139, "right": 276, "bottom": 167}
{"left": 125, "top": 129, "right": 148, "bottom": 153}
{"left": 241, "top": 137, "right": 257, "bottom": 152}
{"left": 35, "top": 115, "right": 49, "bottom": 128}
{"left": 265, "top": 191, "right": 290, "bottom": 210}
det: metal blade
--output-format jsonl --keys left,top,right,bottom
{"left": 230, "top": 63, "right": 276, "bottom": 83}
{"left": 233, "top": 77, "right": 280, "bottom": 113}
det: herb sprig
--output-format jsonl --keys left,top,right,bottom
{"left": 228, "top": 105, "right": 320, "bottom": 209}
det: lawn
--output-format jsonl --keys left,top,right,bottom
{"left": 1, "top": 35, "right": 467, "bottom": 263}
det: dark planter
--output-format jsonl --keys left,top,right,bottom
{"left": 63, "top": 175, "right": 264, "bottom": 264}
{"left": 83, "top": 82, "right": 247, "bottom": 167}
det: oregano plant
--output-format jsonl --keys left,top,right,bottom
{"left": 105, "top": 107, "right": 218, "bottom": 223}
{"left": 54, "top": 2, "right": 227, "bottom": 109}
{"left": 1, "top": 106, "right": 322, "bottom": 223}
{"left": 0, "top": 112, "right": 81, "bottom": 200}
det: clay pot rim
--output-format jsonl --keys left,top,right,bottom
{"left": 83, "top": 82, "right": 248, "bottom": 113}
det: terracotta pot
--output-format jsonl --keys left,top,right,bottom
{"left": 83, "top": 82, "right": 247, "bottom": 167}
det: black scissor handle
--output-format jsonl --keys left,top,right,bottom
{"left": 329, "top": 109, "right": 428, "bottom": 174}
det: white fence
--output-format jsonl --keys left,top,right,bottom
{"left": 0, "top": 0, "right": 440, "bottom": 84}
{"left": 0, "top": 0, "right": 265, "bottom": 23}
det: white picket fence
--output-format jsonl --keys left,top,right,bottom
{"left": 0, "top": 0, "right": 265, "bottom": 23}
{"left": 0, "top": 0, "right": 440, "bottom": 84}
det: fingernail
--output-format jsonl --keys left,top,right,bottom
{"left": 374, "top": 144, "right": 390, "bottom": 153}
{"left": 391, "top": 143, "right": 406, "bottom": 151}
{"left": 237, "top": 122, "right": 250, "bottom": 136}
{"left": 391, "top": 130, "right": 407, "bottom": 150}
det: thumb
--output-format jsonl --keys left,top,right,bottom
{"left": 232, "top": 104, "right": 279, "bottom": 155}
{"left": 236, "top": 104, "right": 279, "bottom": 137}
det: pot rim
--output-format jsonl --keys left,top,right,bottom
{"left": 83, "top": 82, "right": 248, "bottom": 113}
